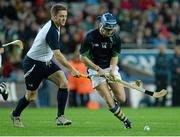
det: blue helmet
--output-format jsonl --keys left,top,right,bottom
{"left": 100, "top": 12, "right": 117, "bottom": 29}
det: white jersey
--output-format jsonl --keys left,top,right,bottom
{"left": 27, "top": 20, "right": 61, "bottom": 62}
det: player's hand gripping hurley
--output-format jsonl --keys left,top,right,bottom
{"left": 79, "top": 73, "right": 167, "bottom": 98}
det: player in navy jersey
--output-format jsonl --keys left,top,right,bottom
{"left": 10, "top": 3, "right": 82, "bottom": 128}
{"left": 0, "top": 41, "right": 8, "bottom": 101}
{"left": 80, "top": 12, "right": 132, "bottom": 129}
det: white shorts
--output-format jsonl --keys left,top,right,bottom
{"left": 87, "top": 66, "right": 122, "bottom": 88}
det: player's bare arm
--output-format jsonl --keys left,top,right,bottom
{"left": 53, "top": 50, "right": 79, "bottom": 76}
{"left": 0, "top": 41, "right": 4, "bottom": 54}
{"left": 0, "top": 48, "right": 4, "bottom": 54}
{"left": 110, "top": 56, "right": 119, "bottom": 79}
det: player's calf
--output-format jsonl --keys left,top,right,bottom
{"left": 109, "top": 103, "right": 132, "bottom": 129}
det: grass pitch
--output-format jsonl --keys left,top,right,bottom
{"left": 0, "top": 107, "right": 180, "bottom": 136}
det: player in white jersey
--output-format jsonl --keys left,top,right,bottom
{"left": 10, "top": 3, "right": 81, "bottom": 128}
{"left": 0, "top": 41, "right": 8, "bottom": 101}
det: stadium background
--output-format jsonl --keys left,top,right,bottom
{"left": 0, "top": 0, "right": 180, "bottom": 136}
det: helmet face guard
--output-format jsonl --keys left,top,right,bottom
{"left": 99, "top": 12, "right": 117, "bottom": 36}
{"left": 100, "top": 26, "right": 115, "bottom": 37}
{"left": 103, "top": 23, "right": 116, "bottom": 29}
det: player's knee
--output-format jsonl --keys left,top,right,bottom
{"left": 108, "top": 103, "right": 115, "bottom": 109}
{"left": 120, "top": 96, "right": 126, "bottom": 103}
{"left": 116, "top": 95, "right": 126, "bottom": 103}
{"left": 59, "top": 80, "right": 68, "bottom": 89}
{"left": 25, "top": 91, "right": 37, "bottom": 101}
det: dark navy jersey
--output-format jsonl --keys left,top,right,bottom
{"left": 80, "top": 29, "right": 121, "bottom": 69}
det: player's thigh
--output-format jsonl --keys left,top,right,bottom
{"left": 23, "top": 56, "right": 44, "bottom": 91}
{"left": 108, "top": 82, "right": 126, "bottom": 103}
{"left": 95, "top": 81, "right": 114, "bottom": 108}
{"left": 48, "top": 70, "right": 68, "bottom": 88}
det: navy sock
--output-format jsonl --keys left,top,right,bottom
{"left": 57, "top": 88, "right": 68, "bottom": 117}
{"left": 13, "top": 96, "right": 30, "bottom": 116}
{"left": 109, "top": 103, "right": 127, "bottom": 122}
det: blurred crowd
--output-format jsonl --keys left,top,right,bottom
{"left": 0, "top": 0, "right": 180, "bottom": 57}
{"left": 0, "top": 0, "right": 180, "bottom": 107}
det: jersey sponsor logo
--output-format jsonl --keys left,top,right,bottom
{"left": 91, "top": 43, "right": 99, "bottom": 47}
{"left": 92, "top": 42, "right": 111, "bottom": 49}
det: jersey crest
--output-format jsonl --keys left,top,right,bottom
{"left": 101, "top": 42, "right": 107, "bottom": 48}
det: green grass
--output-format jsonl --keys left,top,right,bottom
{"left": 0, "top": 107, "right": 180, "bottom": 136}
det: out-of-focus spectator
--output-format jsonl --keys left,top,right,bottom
{"left": 4, "top": 0, "right": 18, "bottom": 20}
{"left": 170, "top": 46, "right": 180, "bottom": 106}
{"left": 135, "top": 30, "right": 144, "bottom": 48}
{"left": 167, "top": 15, "right": 180, "bottom": 35}
{"left": 0, "top": 0, "right": 179, "bottom": 60}
{"left": 154, "top": 45, "right": 170, "bottom": 106}
{"left": 138, "top": 0, "right": 156, "bottom": 11}
{"left": 144, "top": 27, "right": 153, "bottom": 43}
{"left": 2, "top": 46, "right": 22, "bottom": 81}
{"left": 152, "top": 15, "right": 171, "bottom": 40}
{"left": 60, "top": 33, "right": 77, "bottom": 59}
{"left": 35, "top": 0, "right": 45, "bottom": 8}
{"left": 146, "top": 7, "right": 157, "bottom": 23}
{"left": 176, "top": 34, "right": 180, "bottom": 45}
{"left": 120, "top": 32, "right": 132, "bottom": 44}
{"left": 152, "top": 32, "right": 168, "bottom": 48}
{"left": 83, "top": 15, "right": 95, "bottom": 30}
{"left": 34, "top": 7, "right": 49, "bottom": 25}
{"left": 86, "top": 0, "right": 99, "bottom": 5}
{"left": 119, "top": 11, "right": 133, "bottom": 33}
{"left": 119, "top": 0, "right": 133, "bottom": 10}
{"left": 68, "top": 51, "right": 93, "bottom": 107}
{"left": 37, "top": 80, "right": 51, "bottom": 107}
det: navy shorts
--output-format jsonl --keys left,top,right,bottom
{"left": 23, "top": 56, "right": 60, "bottom": 90}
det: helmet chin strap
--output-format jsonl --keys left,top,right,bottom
{"left": 99, "top": 25, "right": 105, "bottom": 36}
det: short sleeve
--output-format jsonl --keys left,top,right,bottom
{"left": 80, "top": 34, "right": 91, "bottom": 56}
{"left": 112, "top": 34, "right": 121, "bottom": 57}
{"left": 46, "top": 27, "right": 60, "bottom": 50}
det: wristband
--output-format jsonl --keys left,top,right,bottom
{"left": 95, "top": 66, "right": 100, "bottom": 71}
